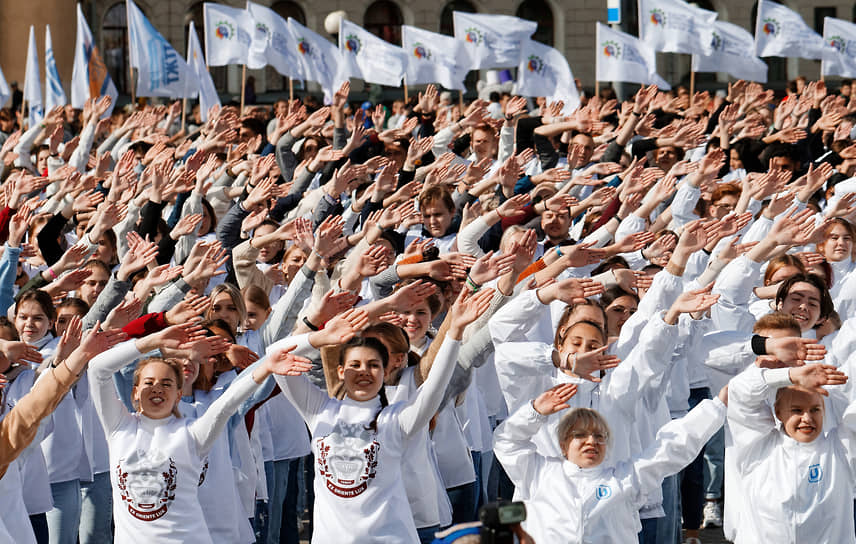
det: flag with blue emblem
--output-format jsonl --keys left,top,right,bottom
{"left": 23, "top": 26, "right": 44, "bottom": 127}
{"left": 638, "top": 0, "right": 718, "bottom": 56}
{"left": 0, "top": 65, "right": 10, "bottom": 108}
{"left": 187, "top": 21, "right": 221, "bottom": 122}
{"left": 401, "top": 25, "right": 468, "bottom": 91}
{"left": 246, "top": 1, "right": 303, "bottom": 79}
{"left": 596, "top": 23, "right": 670, "bottom": 89}
{"left": 339, "top": 19, "right": 408, "bottom": 87}
{"left": 452, "top": 12, "right": 537, "bottom": 70}
{"left": 287, "top": 17, "right": 346, "bottom": 103}
{"left": 692, "top": 20, "right": 768, "bottom": 82}
{"left": 754, "top": 0, "right": 836, "bottom": 61}
{"left": 515, "top": 39, "right": 580, "bottom": 114}
{"left": 45, "top": 24, "right": 67, "bottom": 111}
{"left": 821, "top": 17, "right": 856, "bottom": 79}
{"left": 127, "top": 0, "right": 193, "bottom": 97}
{"left": 72, "top": 3, "right": 118, "bottom": 114}
{"left": 203, "top": 3, "right": 252, "bottom": 67}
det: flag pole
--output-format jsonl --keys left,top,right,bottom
{"left": 403, "top": 76, "right": 408, "bottom": 102}
{"left": 288, "top": 77, "right": 294, "bottom": 102}
{"left": 459, "top": 90, "right": 464, "bottom": 110}
{"left": 689, "top": 69, "right": 696, "bottom": 104}
{"left": 240, "top": 65, "right": 247, "bottom": 114}
{"left": 181, "top": 99, "right": 187, "bottom": 133}
{"left": 595, "top": 81, "right": 600, "bottom": 100}
{"left": 20, "top": 99, "right": 26, "bottom": 128}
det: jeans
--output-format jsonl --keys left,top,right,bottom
{"left": 79, "top": 472, "right": 112, "bottom": 544}
{"left": 637, "top": 517, "right": 658, "bottom": 544}
{"left": 472, "top": 451, "right": 485, "bottom": 512}
{"left": 417, "top": 524, "right": 441, "bottom": 544}
{"left": 447, "top": 479, "right": 479, "bottom": 524}
{"left": 656, "top": 474, "right": 681, "bottom": 544}
{"left": 29, "top": 513, "right": 48, "bottom": 544}
{"left": 254, "top": 499, "right": 269, "bottom": 544}
{"left": 266, "top": 458, "right": 300, "bottom": 544}
{"left": 46, "top": 479, "right": 81, "bottom": 544}
{"left": 486, "top": 417, "right": 515, "bottom": 502}
{"left": 680, "top": 387, "right": 711, "bottom": 530}
{"left": 703, "top": 425, "right": 725, "bottom": 500}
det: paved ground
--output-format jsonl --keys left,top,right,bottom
{"left": 695, "top": 527, "right": 730, "bottom": 543}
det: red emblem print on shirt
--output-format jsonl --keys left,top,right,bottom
{"left": 316, "top": 421, "right": 380, "bottom": 498}
{"left": 116, "top": 449, "right": 178, "bottom": 521}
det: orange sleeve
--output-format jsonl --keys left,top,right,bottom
{"left": 397, "top": 254, "right": 424, "bottom": 265}
{"left": 516, "top": 258, "right": 546, "bottom": 284}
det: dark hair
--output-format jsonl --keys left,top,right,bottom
{"left": 83, "top": 258, "right": 111, "bottom": 276}
{"left": 200, "top": 198, "right": 217, "bottom": 234}
{"left": 554, "top": 300, "right": 607, "bottom": 348}
{"left": 16, "top": 289, "right": 56, "bottom": 323}
{"left": 600, "top": 286, "right": 638, "bottom": 309}
{"left": 774, "top": 273, "right": 834, "bottom": 324}
{"left": 591, "top": 255, "right": 629, "bottom": 276}
{"left": 339, "top": 336, "right": 390, "bottom": 432}
{"left": 57, "top": 297, "right": 90, "bottom": 316}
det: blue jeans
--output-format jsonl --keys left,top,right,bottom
{"left": 266, "top": 458, "right": 300, "bottom": 544}
{"left": 79, "top": 472, "right": 112, "bottom": 544}
{"left": 656, "top": 474, "right": 681, "bottom": 544}
{"left": 703, "top": 425, "right": 725, "bottom": 500}
{"left": 680, "top": 387, "right": 710, "bottom": 530}
{"left": 638, "top": 517, "right": 658, "bottom": 544}
{"left": 447, "top": 479, "right": 479, "bottom": 524}
{"left": 46, "top": 479, "right": 81, "bottom": 544}
{"left": 254, "top": 499, "right": 269, "bottom": 544}
{"left": 417, "top": 524, "right": 441, "bottom": 544}
{"left": 29, "top": 513, "right": 48, "bottom": 544}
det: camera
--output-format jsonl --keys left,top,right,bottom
{"left": 479, "top": 501, "right": 526, "bottom": 544}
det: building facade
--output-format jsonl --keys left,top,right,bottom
{"left": 1, "top": 0, "right": 855, "bottom": 103}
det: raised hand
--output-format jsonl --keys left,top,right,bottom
{"left": 533, "top": 383, "right": 578, "bottom": 416}
{"left": 469, "top": 251, "right": 516, "bottom": 286}
{"left": 311, "top": 308, "right": 370, "bottom": 347}
{"left": 448, "top": 287, "right": 495, "bottom": 339}
{"left": 165, "top": 292, "right": 211, "bottom": 325}
{"left": 103, "top": 296, "right": 144, "bottom": 330}
{"left": 787, "top": 364, "right": 848, "bottom": 396}
{"left": 262, "top": 345, "right": 314, "bottom": 377}
{"left": 560, "top": 345, "right": 621, "bottom": 382}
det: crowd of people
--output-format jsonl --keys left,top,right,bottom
{"left": 1, "top": 73, "right": 856, "bottom": 544}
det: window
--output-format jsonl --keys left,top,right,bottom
{"left": 272, "top": 1, "right": 306, "bottom": 25}
{"left": 440, "top": 0, "right": 476, "bottom": 36}
{"left": 516, "top": 0, "right": 554, "bottom": 46}
{"left": 364, "top": 0, "right": 404, "bottom": 45}
{"left": 103, "top": 2, "right": 130, "bottom": 93}
{"left": 814, "top": 7, "right": 836, "bottom": 34}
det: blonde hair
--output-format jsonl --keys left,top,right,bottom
{"left": 132, "top": 358, "right": 184, "bottom": 418}
{"left": 557, "top": 407, "right": 611, "bottom": 454}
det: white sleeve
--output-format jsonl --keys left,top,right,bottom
{"left": 488, "top": 289, "right": 552, "bottom": 345}
{"left": 700, "top": 331, "right": 755, "bottom": 375}
{"left": 69, "top": 121, "right": 97, "bottom": 174}
{"left": 88, "top": 340, "right": 142, "bottom": 435}
{"left": 494, "top": 341, "right": 557, "bottom": 415}
{"left": 457, "top": 216, "right": 490, "bottom": 258}
{"left": 397, "top": 338, "right": 461, "bottom": 436}
{"left": 432, "top": 127, "right": 458, "bottom": 157}
{"left": 711, "top": 255, "right": 763, "bottom": 330}
{"left": 13, "top": 124, "right": 42, "bottom": 171}
{"left": 624, "top": 398, "right": 726, "bottom": 506}
{"left": 493, "top": 401, "right": 549, "bottom": 498}
{"left": 497, "top": 124, "right": 515, "bottom": 165}
{"left": 189, "top": 368, "right": 262, "bottom": 456}
{"left": 741, "top": 215, "right": 773, "bottom": 244}
{"left": 727, "top": 365, "right": 790, "bottom": 466}
{"left": 670, "top": 182, "right": 701, "bottom": 228}
{"left": 613, "top": 270, "right": 683, "bottom": 359}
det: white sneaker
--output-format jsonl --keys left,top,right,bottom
{"left": 702, "top": 500, "right": 723, "bottom": 528}
{"left": 684, "top": 538, "right": 702, "bottom": 544}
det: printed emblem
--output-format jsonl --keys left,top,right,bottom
{"left": 649, "top": 9, "right": 665, "bottom": 26}
{"left": 601, "top": 40, "right": 621, "bottom": 58}
{"left": 465, "top": 27, "right": 483, "bottom": 45}
{"left": 345, "top": 34, "right": 362, "bottom": 54}
{"left": 762, "top": 18, "right": 779, "bottom": 37}
{"left": 214, "top": 20, "right": 234, "bottom": 40}
{"left": 116, "top": 449, "right": 178, "bottom": 521}
{"left": 596, "top": 484, "right": 612, "bottom": 500}
{"left": 808, "top": 463, "right": 823, "bottom": 483}
{"left": 316, "top": 421, "right": 380, "bottom": 498}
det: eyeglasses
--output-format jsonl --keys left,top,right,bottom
{"left": 570, "top": 431, "right": 608, "bottom": 444}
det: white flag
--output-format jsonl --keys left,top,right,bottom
{"left": 339, "top": 19, "right": 408, "bottom": 87}
{"left": 638, "top": 0, "right": 717, "bottom": 55}
{"left": 187, "top": 21, "right": 220, "bottom": 122}
{"left": 127, "top": 0, "right": 193, "bottom": 97}
{"left": 0, "top": 65, "right": 9, "bottom": 108}
{"left": 45, "top": 25, "right": 67, "bottom": 111}
{"left": 822, "top": 17, "right": 856, "bottom": 79}
{"left": 203, "top": 3, "right": 252, "bottom": 66}
{"left": 401, "top": 26, "right": 468, "bottom": 90}
{"left": 692, "top": 20, "right": 768, "bottom": 82}
{"left": 246, "top": 1, "right": 302, "bottom": 78}
{"left": 23, "top": 26, "right": 43, "bottom": 127}
{"left": 287, "top": 17, "right": 345, "bottom": 103}
{"left": 515, "top": 39, "right": 580, "bottom": 114}
{"left": 595, "top": 23, "right": 670, "bottom": 89}
{"left": 72, "top": 3, "right": 118, "bottom": 113}
{"left": 453, "top": 12, "right": 537, "bottom": 70}
{"left": 755, "top": 0, "right": 835, "bottom": 60}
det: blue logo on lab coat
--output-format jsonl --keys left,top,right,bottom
{"left": 596, "top": 485, "right": 612, "bottom": 500}
{"left": 808, "top": 464, "right": 823, "bottom": 483}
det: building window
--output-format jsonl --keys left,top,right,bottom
{"left": 103, "top": 2, "right": 130, "bottom": 94}
{"left": 364, "top": 0, "right": 403, "bottom": 45}
{"left": 272, "top": 1, "right": 306, "bottom": 25}
{"left": 440, "top": 0, "right": 476, "bottom": 36}
{"left": 516, "top": 0, "right": 553, "bottom": 46}
{"left": 814, "top": 6, "right": 836, "bottom": 34}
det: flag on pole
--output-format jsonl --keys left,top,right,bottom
{"left": 246, "top": 1, "right": 302, "bottom": 78}
{"left": 339, "top": 19, "right": 407, "bottom": 86}
{"left": 203, "top": 2, "right": 252, "bottom": 66}
{"left": 515, "top": 39, "right": 580, "bottom": 114}
{"left": 0, "top": 65, "right": 9, "bottom": 108}
{"left": 127, "top": 0, "right": 193, "bottom": 97}
{"left": 401, "top": 26, "right": 468, "bottom": 90}
{"left": 822, "top": 17, "right": 856, "bottom": 78}
{"left": 187, "top": 21, "right": 220, "bottom": 122}
{"left": 23, "top": 26, "right": 44, "bottom": 127}
{"left": 287, "top": 17, "right": 345, "bottom": 103}
{"left": 754, "top": 0, "right": 835, "bottom": 60}
{"left": 45, "top": 24, "right": 67, "bottom": 111}
{"left": 452, "top": 12, "right": 537, "bottom": 70}
{"left": 595, "top": 23, "right": 670, "bottom": 89}
{"left": 692, "top": 20, "right": 768, "bottom": 82}
{"left": 72, "top": 3, "right": 118, "bottom": 113}
{"left": 638, "top": 0, "right": 718, "bottom": 55}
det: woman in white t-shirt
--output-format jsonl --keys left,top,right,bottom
{"left": 270, "top": 289, "right": 492, "bottom": 543}
{"left": 86, "top": 322, "right": 311, "bottom": 543}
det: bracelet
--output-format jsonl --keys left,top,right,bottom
{"left": 555, "top": 246, "right": 564, "bottom": 258}
{"left": 631, "top": 111, "right": 642, "bottom": 117}
{"left": 46, "top": 267, "right": 57, "bottom": 280}
{"left": 312, "top": 249, "right": 325, "bottom": 260}
{"left": 465, "top": 275, "right": 481, "bottom": 292}
{"left": 302, "top": 316, "right": 320, "bottom": 331}
{"left": 751, "top": 334, "right": 768, "bottom": 356}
